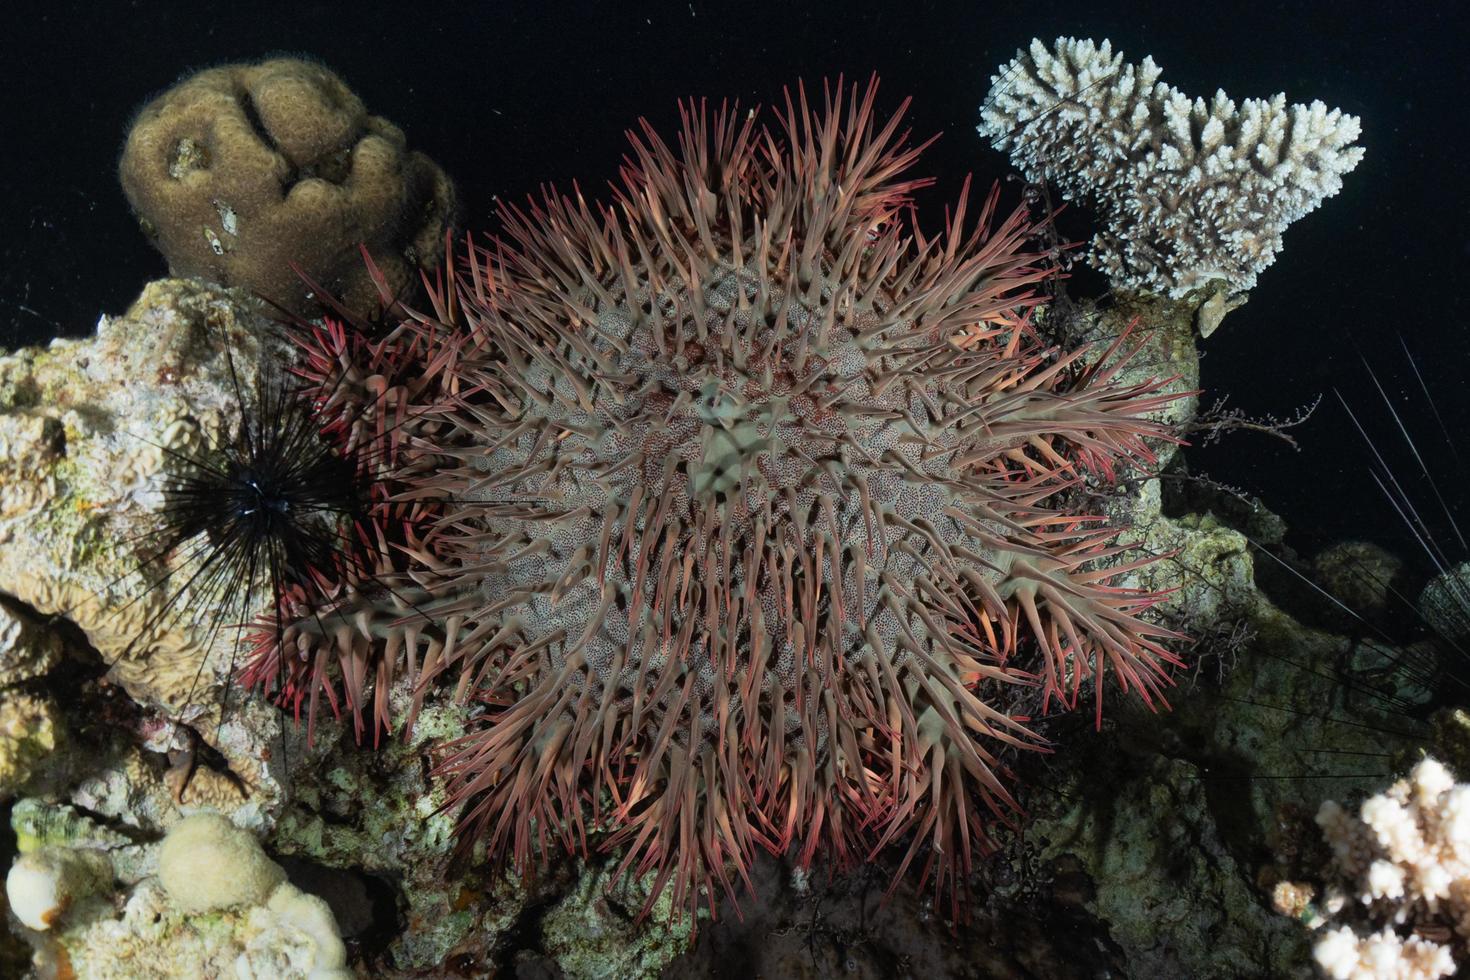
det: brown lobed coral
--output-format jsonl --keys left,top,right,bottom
{"left": 119, "top": 57, "right": 457, "bottom": 318}
{"left": 248, "top": 78, "right": 1184, "bottom": 919}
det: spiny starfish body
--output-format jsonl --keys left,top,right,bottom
{"left": 251, "top": 77, "right": 1182, "bottom": 918}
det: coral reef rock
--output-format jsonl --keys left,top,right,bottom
{"left": 9, "top": 811, "right": 350, "bottom": 979}
{"left": 0, "top": 689, "right": 60, "bottom": 796}
{"left": 1004, "top": 486, "right": 1437, "bottom": 977}
{"left": 538, "top": 863, "right": 696, "bottom": 980}
{"left": 979, "top": 37, "right": 1364, "bottom": 302}
{"left": 119, "top": 57, "right": 458, "bottom": 318}
{"left": 0, "top": 597, "right": 63, "bottom": 687}
{"left": 268, "top": 694, "right": 539, "bottom": 973}
{"left": 0, "top": 278, "right": 294, "bottom": 820}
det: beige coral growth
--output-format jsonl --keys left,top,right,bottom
{"left": 119, "top": 57, "right": 457, "bottom": 317}
{"left": 0, "top": 690, "right": 59, "bottom": 797}
{"left": 0, "top": 599, "right": 62, "bottom": 688}
{"left": 7, "top": 813, "right": 349, "bottom": 979}
{"left": 1276, "top": 757, "right": 1470, "bottom": 979}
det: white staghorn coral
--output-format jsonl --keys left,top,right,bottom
{"left": 1312, "top": 926, "right": 1456, "bottom": 980}
{"left": 1274, "top": 757, "right": 1470, "bottom": 979}
{"left": 978, "top": 37, "right": 1364, "bottom": 304}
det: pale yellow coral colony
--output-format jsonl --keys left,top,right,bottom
{"left": 1276, "top": 758, "right": 1470, "bottom": 980}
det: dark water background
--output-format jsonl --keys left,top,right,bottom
{"left": 0, "top": 0, "right": 1465, "bottom": 572}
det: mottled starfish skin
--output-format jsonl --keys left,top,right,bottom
{"left": 256, "top": 79, "right": 1182, "bottom": 917}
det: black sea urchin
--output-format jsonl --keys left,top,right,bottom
{"left": 128, "top": 339, "right": 373, "bottom": 718}
{"left": 237, "top": 297, "right": 464, "bottom": 740}
{"left": 259, "top": 77, "right": 1184, "bottom": 917}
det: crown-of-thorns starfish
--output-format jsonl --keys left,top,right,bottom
{"left": 250, "top": 75, "right": 1184, "bottom": 919}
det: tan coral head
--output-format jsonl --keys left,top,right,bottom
{"left": 118, "top": 56, "right": 458, "bottom": 318}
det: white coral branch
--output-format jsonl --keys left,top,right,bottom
{"left": 978, "top": 37, "right": 1364, "bottom": 298}
{"left": 1278, "top": 758, "right": 1470, "bottom": 979}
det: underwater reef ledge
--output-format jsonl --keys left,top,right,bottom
{"left": 7, "top": 34, "right": 1452, "bottom": 980}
